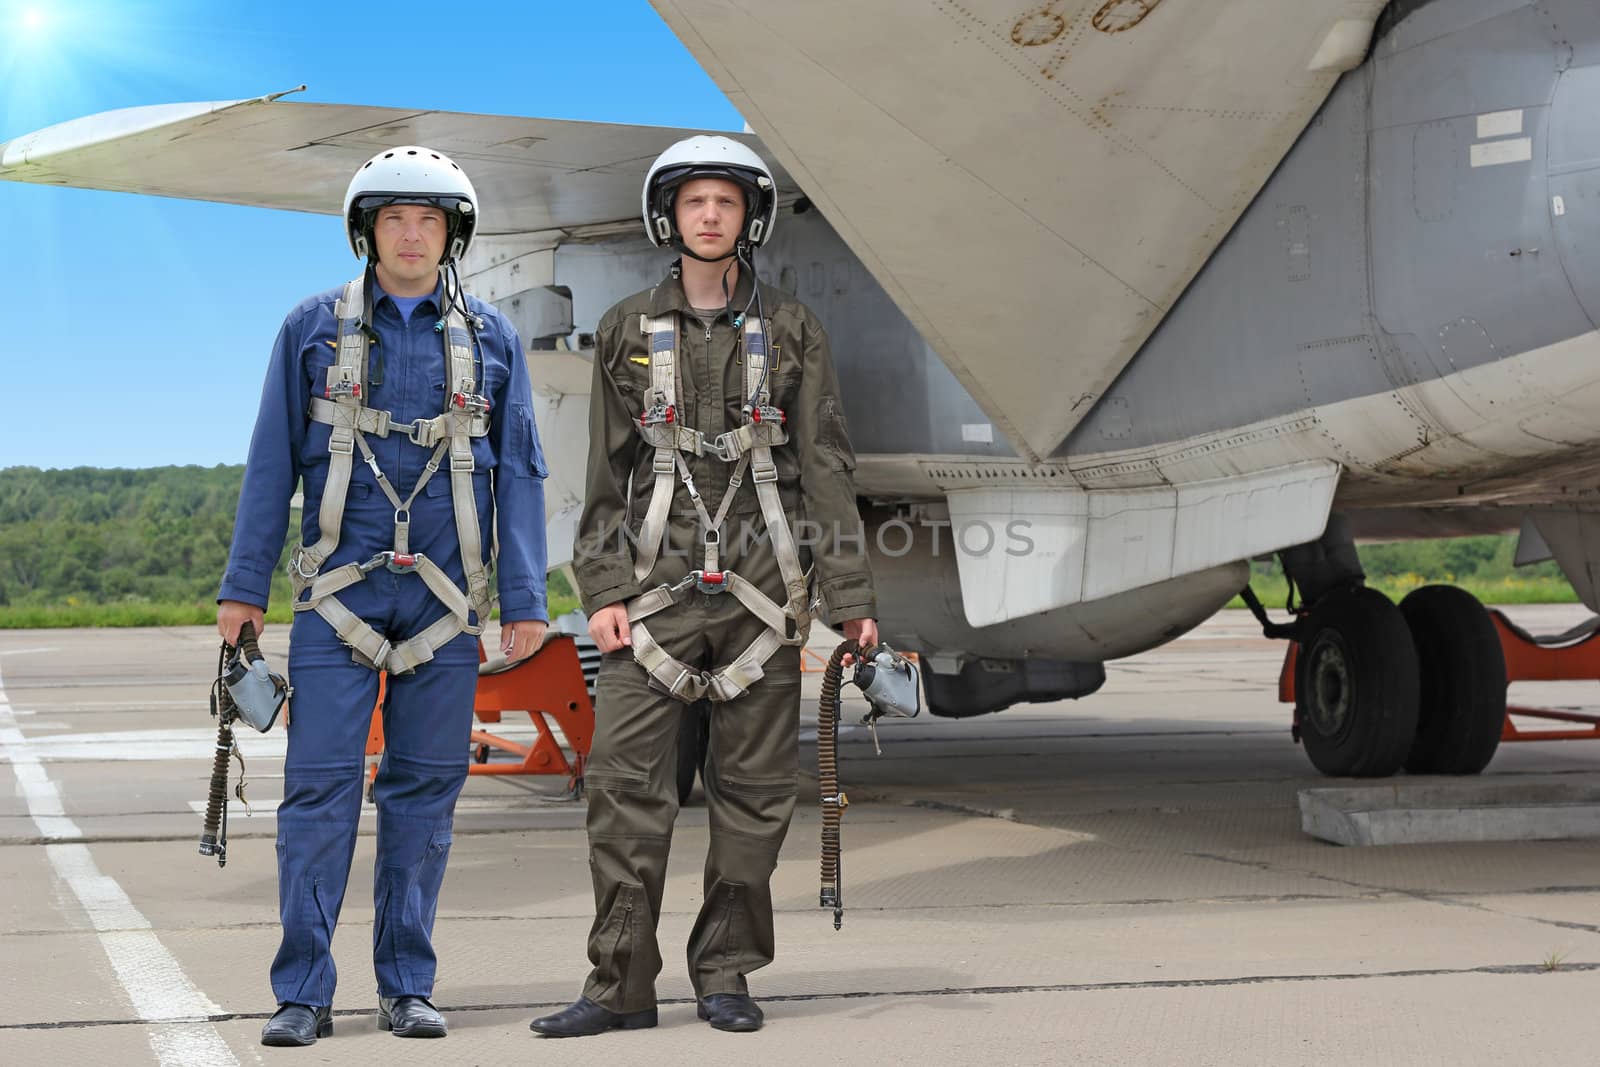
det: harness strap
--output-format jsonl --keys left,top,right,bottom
{"left": 309, "top": 398, "right": 489, "bottom": 446}
{"left": 292, "top": 279, "right": 367, "bottom": 580}
{"left": 632, "top": 314, "right": 682, "bottom": 584}
{"left": 632, "top": 454, "right": 677, "bottom": 586}
{"left": 627, "top": 616, "right": 785, "bottom": 703}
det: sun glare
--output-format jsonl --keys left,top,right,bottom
{"left": 20, "top": 7, "right": 44, "bottom": 30}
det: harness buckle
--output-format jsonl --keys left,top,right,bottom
{"left": 751, "top": 459, "right": 779, "bottom": 484}
{"left": 452, "top": 392, "right": 491, "bottom": 415}
{"left": 406, "top": 418, "right": 436, "bottom": 446}
{"left": 386, "top": 552, "right": 419, "bottom": 574}
{"left": 359, "top": 552, "right": 392, "bottom": 574}
{"left": 750, "top": 404, "right": 785, "bottom": 425}
{"left": 325, "top": 379, "right": 362, "bottom": 401}
{"left": 450, "top": 451, "right": 476, "bottom": 472}
{"left": 640, "top": 403, "right": 676, "bottom": 427}
{"left": 693, "top": 570, "right": 728, "bottom": 595}
{"left": 361, "top": 550, "right": 421, "bottom": 574}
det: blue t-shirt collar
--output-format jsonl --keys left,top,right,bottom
{"left": 373, "top": 279, "right": 439, "bottom": 325}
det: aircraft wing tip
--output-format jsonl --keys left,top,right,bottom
{"left": 0, "top": 89, "right": 304, "bottom": 172}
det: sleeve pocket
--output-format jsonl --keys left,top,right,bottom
{"left": 819, "top": 395, "right": 857, "bottom": 473}
{"left": 509, "top": 402, "right": 549, "bottom": 479}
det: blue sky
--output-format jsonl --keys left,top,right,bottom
{"left": 0, "top": 0, "right": 741, "bottom": 468}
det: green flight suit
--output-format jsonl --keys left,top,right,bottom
{"left": 572, "top": 264, "right": 876, "bottom": 1010}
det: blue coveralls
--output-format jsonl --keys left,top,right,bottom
{"left": 220, "top": 280, "right": 548, "bottom": 1006}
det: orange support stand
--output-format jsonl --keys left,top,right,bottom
{"left": 365, "top": 634, "right": 596, "bottom": 798}
{"left": 1488, "top": 610, "right": 1600, "bottom": 742}
{"left": 1276, "top": 610, "right": 1600, "bottom": 742}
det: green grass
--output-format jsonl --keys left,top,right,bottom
{"left": 1226, "top": 575, "right": 1579, "bottom": 611}
{"left": 0, "top": 593, "right": 580, "bottom": 630}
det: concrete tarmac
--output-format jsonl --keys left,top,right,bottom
{"left": 2, "top": 607, "right": 1598, "bottom": 1066}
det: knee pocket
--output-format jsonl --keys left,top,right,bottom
{"left": 717, "top": 773, "right": 798, "bottom": 799}
{"left": 585, "top": 769, "right": 652, "bottom": 795}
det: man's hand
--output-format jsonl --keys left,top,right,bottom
{"left": 588, "top": 602, "right": 633, "bottom": 654}
{"left": 501, "top": 619, "right": 548, "bottom": 662}
{"left": 217, "top": 600, "right": 265, "bottom": 645}
{"left": 840, "top": 617, "right": 879, "bottom": 667}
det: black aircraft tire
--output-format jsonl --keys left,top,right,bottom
{"left": 675, "top": 702, "right": 710, "bottom": 805}
{"left": 1400, "top": 585, "right": 1507, "bottom": 775}
{"left": 1296, "top": 586, "right": 1420, "bottom": 778}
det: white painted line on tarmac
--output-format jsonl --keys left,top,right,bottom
{"left": 0, "top": 646, "right": 58, "bottom": 656}
{"left": 0, "top": 661, "right": 237, "bottom": 1066}
{"left": 20, "top": 720, "right": 561, "bottom": 761}
{"left": 17, "top": 699, "right": 207, "bottom": 709}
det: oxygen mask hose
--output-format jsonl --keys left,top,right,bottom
{"left": 818, "top": 638, "right": 857, "bottom": 930}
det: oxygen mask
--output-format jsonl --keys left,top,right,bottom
{"left": 851, "top": 643, "right": 921, "bottom": 755}
{"left": 220, "top": 632, "right": 289, "bottom": 733}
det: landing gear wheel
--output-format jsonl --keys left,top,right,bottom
{"left": 1295, "top": 585, "right": 1420, "bottom": 778}
{"left": 1400, "top": 585, "right": 1506, "bottom": 775}
{"left": 676, "top": 701, "right": 711, "bottom": 805}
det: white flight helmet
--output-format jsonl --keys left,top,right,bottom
{"left": 343, "top": 146, "right": 479, "bottom": 261}
{"left": 642, "top": 135, "right": 777, "bottom": 255}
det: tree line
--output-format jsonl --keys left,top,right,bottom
{"left": 0, "top": 465, "right": 288, "bottom": 610}
{"left": 0, "top": 465, "right": 1572, "bottom": 623}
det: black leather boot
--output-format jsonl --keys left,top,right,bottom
{"left": 378, "top": 995, "right": 447, "bottom": 1038}
{"left": 528, "top": 996, "right": 657, "bottom": 1037}
{"left": 260, "top": 1003, "right": 333, "bottom": 1046}
{"left": 698, "top": 993, "right": 763, "bottom": 1032}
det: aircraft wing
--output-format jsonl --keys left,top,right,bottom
{"left": 651, "top": 0, "right": 1386, "bottom": 461}
{"left": 0, "top": 89, "right": 788, "bottom": 235}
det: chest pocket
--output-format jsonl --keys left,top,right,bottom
{"left": 765, "top": 368, "right": 802, "bottom": 410}
{"left": 613, "top": 353, "right": 653, "bottom": 406}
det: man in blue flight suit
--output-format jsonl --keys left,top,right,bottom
{"left": 217, "top": 146, "right": 549, "bottom": 1046}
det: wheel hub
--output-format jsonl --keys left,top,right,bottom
{"left": 1306, "top": 633, "right": 1354, "bottom": 739}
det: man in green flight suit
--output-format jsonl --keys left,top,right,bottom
{"left": 530, "top": 136, "right": 878, "bottom": 1037}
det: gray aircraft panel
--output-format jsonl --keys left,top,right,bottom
{"left": 1370, "top": 0, "right": 1563, "bottom": 129}
{"left": 1063, "top": 0, "right": 1597, "bottom": 458}
{"left": 1369, "top": 106, "right": 1588, "bottom": 378}
{"left": 1068, "top": 64, "right": 1378, "bottom": 454}
{"left": 1375, "top": 0, "right": 1529, "bottom": 55}
{"left": 1550, "top": 64, "right": 1600, "bottom": 328}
